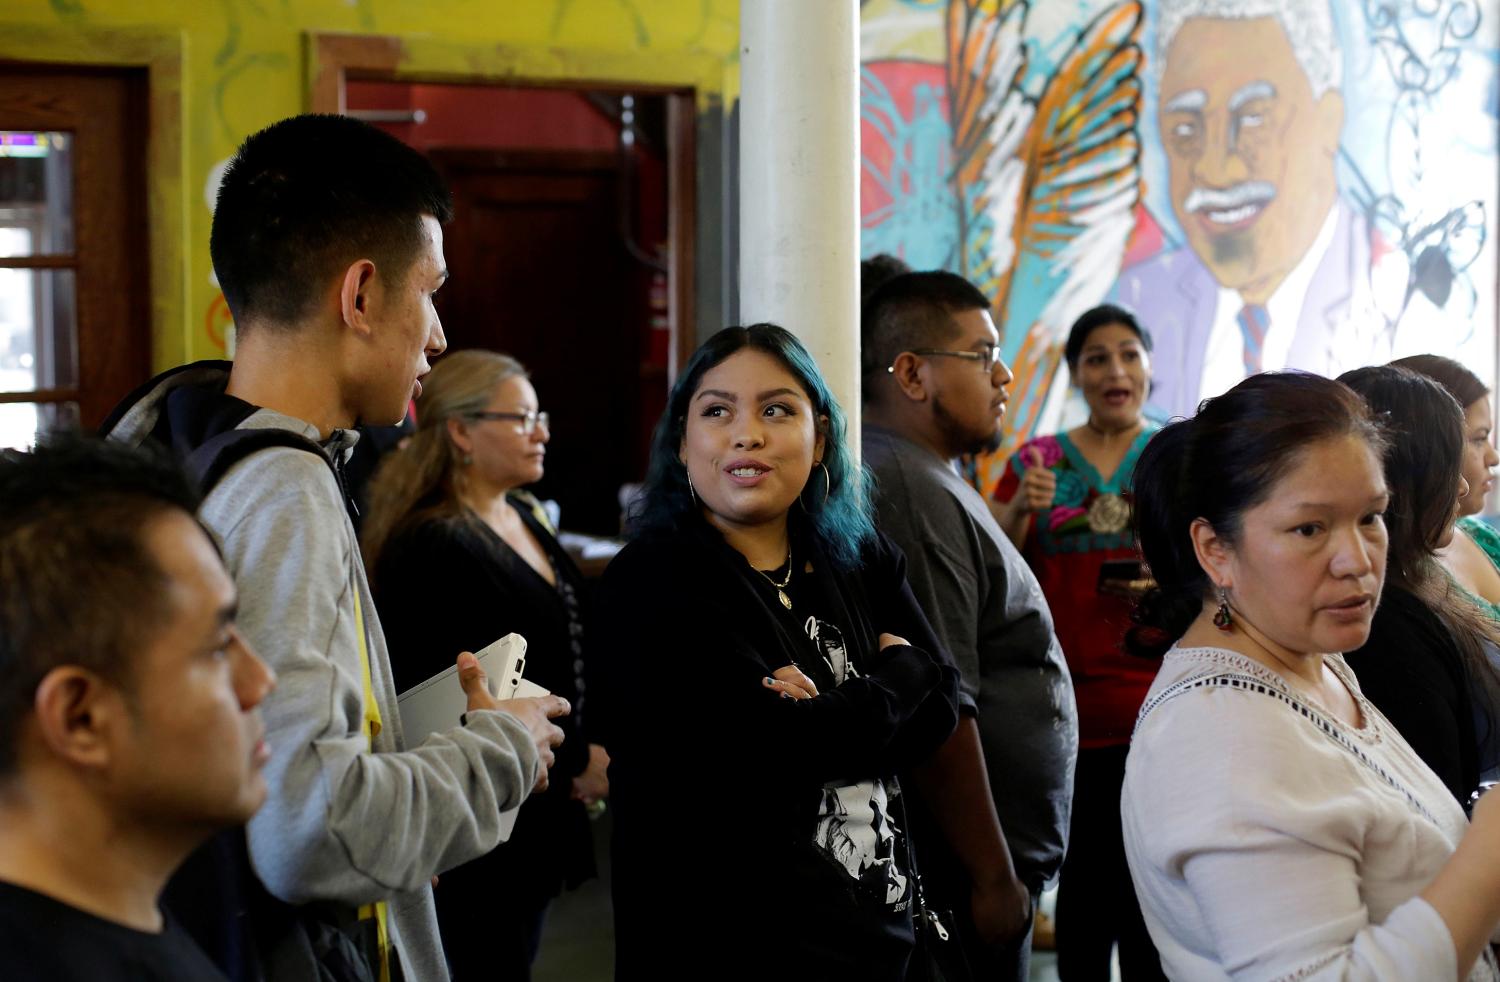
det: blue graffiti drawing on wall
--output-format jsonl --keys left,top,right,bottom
{"left": 860, "top": 68, "right": 960, "bottom": 270}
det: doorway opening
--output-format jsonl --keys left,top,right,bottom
{"left": 346, "top": 78, "right": 686, "bottom": 537}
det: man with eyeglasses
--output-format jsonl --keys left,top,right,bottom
{"left": 860, "top": 270, "right": 1078, "bottom": 982}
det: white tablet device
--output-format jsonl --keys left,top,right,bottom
{"left": 396, "top": 633, "right": 549, "bottom": 743}
{"left": 490, "top": 634, "right": 551, "bottom": 701}
{"left": 395, "top": 633, "right": 550, "bottom": 842}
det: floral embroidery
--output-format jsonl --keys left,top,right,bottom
{"left": 1023, "top": 435, "right": 1065, "bottom": 469}
{"left": 1053, "top": 468, "right": 1088, "bottom": 508}
{"left": 1048, "top": 505, "right": 1087, "bottom": 532}
{"left": 1007, "top": 426, "right": 1157, "bottom": 555}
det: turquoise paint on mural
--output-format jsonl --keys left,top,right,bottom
{"left": 859, "top": 67, "right": 959, "bottom": 269}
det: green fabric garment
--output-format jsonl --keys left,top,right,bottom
{"left": 1455, "top": 515, "right": 1500, "bottom": 621}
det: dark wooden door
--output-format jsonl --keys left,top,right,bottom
{"left": 432, "top": 149, "right": 647, "bottom": 535}
{"left": 0, "top": 65, "right": 148, "bottom": 438}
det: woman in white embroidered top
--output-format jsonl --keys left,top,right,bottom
{"left": 1122, "top": 372, "right": 1500, "bottom": 981}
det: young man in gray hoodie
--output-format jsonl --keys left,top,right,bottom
{"left": 106, "top": 114, "right": 568, "bottom": 981}
{"left": 861, "top": 270, "right": 1078, "bottom": 982}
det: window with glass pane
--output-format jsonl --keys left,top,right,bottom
{"left": 0, "top": 132, "right": 73, "bottom": 256}
{"left": 0, "top": 269, "right": 78, "bottom": 392}
{"left": 0, "top": 400, "right": 78, "bottom": 450}
{"left": 0, "top": 129, "right": 78, "bottom": 448}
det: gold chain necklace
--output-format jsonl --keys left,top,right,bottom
{"left": 757, "top": 549, "right": 793, "bottom": 610}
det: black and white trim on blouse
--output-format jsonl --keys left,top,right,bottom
{"left": 1136, "top": 669, "right": 1444, "bottom": 830}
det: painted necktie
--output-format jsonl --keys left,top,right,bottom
{"left": 1237, "top": 303, "right": 1270, "bottom": 375}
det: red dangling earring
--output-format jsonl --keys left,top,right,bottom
{"left": 1213, "top": 587, "right": 1233, "bottom": 632}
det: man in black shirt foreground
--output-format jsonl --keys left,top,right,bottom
{"left": 0, "top": 436, "right": 275, "bottom": 980}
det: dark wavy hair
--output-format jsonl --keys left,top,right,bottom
{"left": 1391, "top": 354, "right": 1490, "bottom": 413}
{"left": 1338, "top": 367, "right": 1500, "bottom": 694}
{"left": 1339, "top": 366, "right": 1465, "bottom": 583}
{"left": 629, "top": 324, "right": 875, "bottom": 571}
{"left": 1127, "top": 372, "right": 1386, "bottom": 658}
{"left": 1064, "top": 303, "right": 1153, "bottom": 372}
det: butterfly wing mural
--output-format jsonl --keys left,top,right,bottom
{"left": 945, "top": 0, "right": 1146, "bottom": 492}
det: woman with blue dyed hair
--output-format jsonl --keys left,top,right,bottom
{"left": 596, "top": 324, "right": 962, "bottom": 980}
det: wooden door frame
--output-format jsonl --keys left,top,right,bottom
{"left": 307, "top": 32, "right": 698, "bottom": 380}
{"left": 0, "top": 67, "right": 151, "bottom": 427}
{"left": 0, "top": 26, "right": 186, "bottom": 370}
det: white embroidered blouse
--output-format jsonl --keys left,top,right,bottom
{"left": 1122, "top": 646, "right": 1500, "bottom": 981}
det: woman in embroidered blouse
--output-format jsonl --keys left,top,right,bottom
{"left": 597, "top": 325, "right": 963, "bottom": 980}
{"left": 992, "top": 303, "right": 1164, "bottom": 980}
{"left": 362, "top": 350, "right": 605, "bottom": 981}
{"left": 1338, "top": 365, "right": 1500, "bottom": 804}
{"left": 1393, "top": 355, "right": 1500, "bottom": 620}
{"left": 1124, "top": 371, "right": 1500, "bottom": 981}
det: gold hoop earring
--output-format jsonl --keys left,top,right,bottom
{"left": 687, "top": 471, "right": 698, "bottom": 508}
{"left": 800, "top": 461, "right": 831, "bottom": 509}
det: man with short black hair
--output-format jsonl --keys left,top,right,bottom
{"left": 862, "top": 271, "right": 1078, "bottom": 980}
{"left": 106, "top": 114, "right": 568, "bottom": 981}
{"left": 0, "top": 436, "right": 274, "bottom": 980}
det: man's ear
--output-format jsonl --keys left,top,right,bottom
{"left": 338, "top": 259, "right": 379, "bottom": 337}
{"left": 887, "top": 352, "right": 929, "bottom": 403}
{"left": 1315, "top": 90, "right": 1345, "bottom": 157}
{"left": 31, "top": 667, "right": 124, "bottom": 772}
{"left": 1189, "top": 517, "right": 1233, "bottom": 590}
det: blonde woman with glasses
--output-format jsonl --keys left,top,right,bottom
{"left": 363, "top": 349, "right": 604, "bottom": 981}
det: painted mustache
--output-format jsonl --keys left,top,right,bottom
{"left": 1184, "top": 181, "right": 1277, "bottom": 217}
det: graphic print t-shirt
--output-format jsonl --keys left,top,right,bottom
{"left": 773, "top": 561, "right": 915, "bottom": 959}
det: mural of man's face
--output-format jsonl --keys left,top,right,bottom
{"left": 1159, "top": 16, "right": 1344, "bottom": 300}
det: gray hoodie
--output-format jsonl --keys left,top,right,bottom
{"left": 109, "top": 370, "right": 540, "bottom": 981}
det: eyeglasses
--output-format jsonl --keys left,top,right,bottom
{"left": 888, "top": 346, "right": 1005, "bottom": 373}
{"left": 466, "top": 410, "right": 550, "bottom": 436}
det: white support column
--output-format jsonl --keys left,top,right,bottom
{"left": 739, "top": 0, "right": 862, "bottom": 451}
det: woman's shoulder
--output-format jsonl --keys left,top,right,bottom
{"left": 602, "top": 531, "right": 710, "bottom": 588}
{"left": 856, "top": 526, "right": 905, "bottom": 570}
{"left": 1459, "top": 515, "right": 1500, "bottom": 564}
{"left": 1354, "top": 587, "right": 1464, "bottom": 670}
{"left": 379, "top": 512, "right": 474, "bottom": 566}
{"left": 1127, "top": 650, "right": 1370, "bottom": 833}
{"left": 507, "top": 489, "right": 558, "bottom": 536}
{"left": 1133, "top": 649, "right": 1345, "bottom": 767}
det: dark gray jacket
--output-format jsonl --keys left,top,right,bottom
{"left": 864, "top": 425, "right": 1077, "bottom": 888}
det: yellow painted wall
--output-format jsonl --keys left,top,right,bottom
{"left": 0, "top": 0, "right": 740, "bottom": 368}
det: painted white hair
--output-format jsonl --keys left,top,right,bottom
{"left": 1156, "top": 0, "right": 1342, "bottom": 98}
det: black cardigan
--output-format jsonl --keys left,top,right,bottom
{"left": 1345, "top": 586, "right": 1480, "bottom": 808}
{"left": 595, "top": 515, "right": 961, "bottom": 978}
{"left": 372, "top": 503, "right": 595, "bottom": 897}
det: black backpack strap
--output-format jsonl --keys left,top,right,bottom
{"left": 185, "top": 427, "right": 334, "bottom": 496}
{"left": 98, "top": 359, "right": 236, "bottom": 438}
